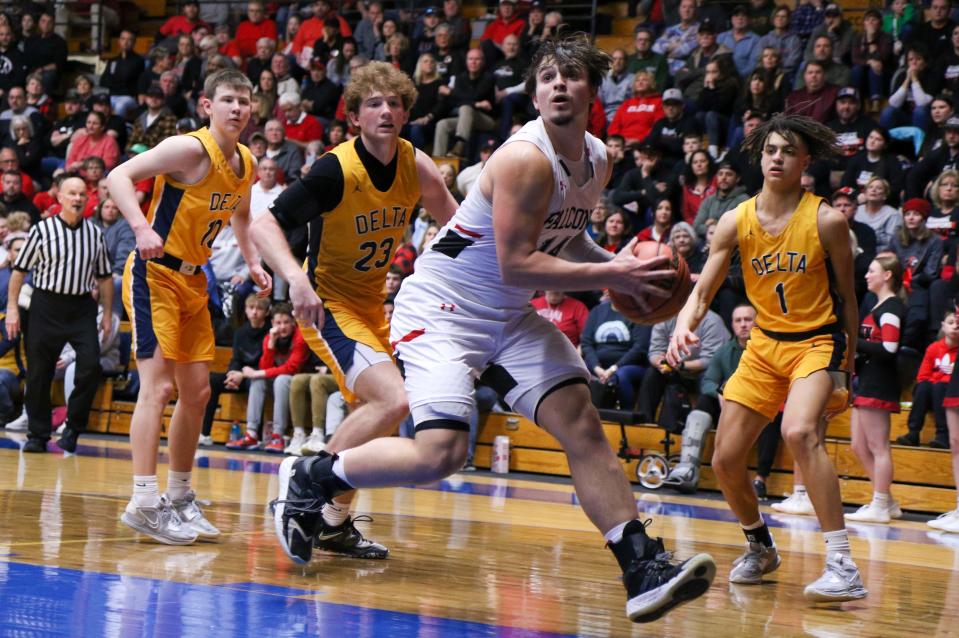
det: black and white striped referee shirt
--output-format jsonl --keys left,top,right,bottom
{"left": 12, "top": 215, "right": 112, "bottom": 296}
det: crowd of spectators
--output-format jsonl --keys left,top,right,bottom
{"left": 0, "top": 1, "right": 958, "bottom": 514}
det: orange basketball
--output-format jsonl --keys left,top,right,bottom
{"left": 608, "top": 241, "right": 693, "bottom": 325}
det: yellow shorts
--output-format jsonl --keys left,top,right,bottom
{"left": 122, "top": 252, "right": 214, "bottom": 363}
{"left": 722, "top": 328, "right": 850, "bottom": 421}
{"left": 299, "top": 300, "right": 393, "bottom": 403}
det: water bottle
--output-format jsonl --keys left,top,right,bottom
{"left": 229, "top": 423, "right": 242, "bottom": 442}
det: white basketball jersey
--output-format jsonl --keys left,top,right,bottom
{"left": 414, "top": 117, "right": 608, "bottom": 310}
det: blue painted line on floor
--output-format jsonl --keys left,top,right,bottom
{"left": 0, "top": 562, "right": 575, "bottom": 638}
{"left": 0, "top": 435, "right": 951, "bottom": 548}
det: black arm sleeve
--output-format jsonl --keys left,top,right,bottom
{"left": 268, "top": 153, "right": 345, "bottom": 231}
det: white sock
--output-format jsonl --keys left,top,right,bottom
{"left": 331, "top": 452, "right": 353, "bottom": 487}
{"left": 167, "top": 470, "right": 192, "bottom": 500}
{"left": 603, "top": 520, "right": 631, "bottom": 545}
{"left": 133, "top": 475, "right": 160, "bottom": 507}
{"left": 246, "top": 424, "right": 258, "bottom": 438}
{"left": 872, "top": 492, "right": 890, "bottom": 509}
{"left": 293, "top": 426, "right": 306, "bottom": 439}
{"left": 794, "top": 484, "right": 807, "bottom": 496}
{"left": 823, "top": 529, "right": 851, "bottom": 558}
{"left": 321, "top": 501, "right": 350, "bottom": 527}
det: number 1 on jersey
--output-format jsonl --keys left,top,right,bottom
{"left": 775, "top": 281, "right": 788, "bottom": 314}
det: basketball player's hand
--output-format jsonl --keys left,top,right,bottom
{"left": 249, "top": 263, "right": 273, "bottom": 298}
{"left": 134, "top": 226, "right": 164, "bottom": 260}
{"left": 666, "top": 328, "right": 698, "bottom": 368}
{"left": 289, "top": 275, "right": 325, "bottom": 331}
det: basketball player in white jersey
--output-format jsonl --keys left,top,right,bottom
{"left": 271, "top": 35, "right": 716, "bottom": 623}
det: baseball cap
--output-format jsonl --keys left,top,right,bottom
{"left": 945, "top": 116, "right": 959, "bottom": 131}
{"left": 145, "top": 83, "right": 164, "bottom": 98}
{"left": 90, "top": 93, "right": 110, "bottom": 106}
{"left": 824, "top": 3, "right": 841, "bottom": 16}
{"left": 717, "top": 160, "right": 739, "bottom": 173}
{"left": 831, "top": 186, "right": 856, "bottom": 201}
{"left": 698, "top": 19, "right": 716, "bottom": 34}
{"left": 530, "top": 0, "right": 546, "bottom": 10}
{"left": 250, "top": 131, "right": 267, "bottom": 144}
{"left": 310, "top": 55, "right": 327, "bottom": 69}
{"left": 662, "top": 88, "right": 684, "bottom": 104}
{"left": 903, "top": 198, "right": 932, "bottom": 217}
{"left": 64, "top": 89, "right": 82, "bottom": 103}
{"left": 731, "top": 4, "right": 749, "bottom": 16}
{"left": 836, "top": 87, "right": 859, "bottom": 101}
{"left": 423, "top": 6, "right": 440, "bottom": 16}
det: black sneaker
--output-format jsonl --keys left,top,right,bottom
{"left": 753, "top": 478, "right": 767, "bottom": 499}
{"left": 271, "top": 456, "right": 331, "bottom": 564}
{"left": 22, "top": 438, "right": 47, "bottom": 454}
{"left": 271, "top": 453, "right": 353, "bottom": 564}
{"left": 57, "top": 427, "right": 79, "bottom": 454}
{"left": 928, "top": 438, "right": 950, "bottom": 450}
{"left": 314, "top": 515, "right": 389, "bottom": 559}
{"left": 613, "top": 523, "right": 716, "bottom": 623}
{"left": 895, "top": 432, "right": 919, "bottom": 446}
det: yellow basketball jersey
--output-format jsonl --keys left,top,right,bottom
{"left": 735, "top": 191, "right": 839, "bottom": 335}
{"left": 314, "top": 137, "right": 420, "bottom": 311}
{"left": 145, "top": 127, "right": 254, "bottom": 267}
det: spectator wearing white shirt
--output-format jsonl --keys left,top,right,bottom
{"left": 250, "top": 157, "right": 285, "bottom": 220}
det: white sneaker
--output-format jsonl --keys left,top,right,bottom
{"left": 5, "top": 412, "right": 28, "bottom": 432}
{"left": 284, "top": 432, "right": 307, "bottom": 456}
{"left": 845, "top": 502, "right": 891, "bottom": 524}
{"left": 803, "top": 553, "right": 868, "bottom": 602}
{"left": 771, "top": 491, "right": 815, "bottom": 515}
{"left": 300, "top": 431, "right": 326, "bottom": 455}
{"left": 171, "top": 490, "right": 220, "bottom": 540}
{"left": 927, "top": 509, "right": 959, "bottom": 530}
{"left": 55, "top": 423, "right": 66, "bottom": 435}
{"left": 729, "top": 542, "right": 781, "bottom": 584}
{"left": 889, "top": 501, "right": 903, "bottom": 519}
{"left": 121, "top": 494, "right": 198, "bottom": 545}
{"left": 197, "top": 435, "right": 214, "bottom": 447}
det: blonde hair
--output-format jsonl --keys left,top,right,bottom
{"left": 6, "top": 211, "right": 31, "bottom": 233}
{"left": 931, "top": 170, "right": 959, "bottom": 209}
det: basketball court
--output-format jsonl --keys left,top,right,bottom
{"left": 0, "top": 432, "right": 956, "bottom": 637}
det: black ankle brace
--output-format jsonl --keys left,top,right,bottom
{"left": 608, "top": 520, "right": 659, "bottom": 571}
{"left": 308, "top": 452, "right": 353, "bottom": 497}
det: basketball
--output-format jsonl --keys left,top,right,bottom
{"left": 608, "top": 241, "right": 693, "bottom": 325}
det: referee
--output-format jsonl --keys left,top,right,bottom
{"left": 6, "top": 176, "right": 113, "bottom": 454}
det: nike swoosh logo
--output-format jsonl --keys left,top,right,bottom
{"left": 315, "top": 530, "right": 341, "bottom": 541}
{"left": 142, "top": 510, "right": 160, "bottom": 529}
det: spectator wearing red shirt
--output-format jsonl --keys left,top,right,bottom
{"left": 898, "top": 310, "right": 959, "bottom": 447}
{"left": 291, "top": 0, "right": 352, "bottom": 61}
{"left": 480, "top": 0, "right": 526, "bottom": 66}
{"left": 279, "top": 93, "right": 324, "bottom": 149}
{"left": 0, "top": 149, "right": 34, "bottom": 199}
{"left": 785, "top": 61, "right": 838, "bottom": 123}
{"left": 531, "top": 291, "right": 590, "bottom": 348}
{"left": 230, "top": 303, "right": 310, "bottom": 452}
{"left": 608, "top": 72, "right": 664, "bottom": 144}
{"left": 235, "top": 1, "right": 278, "bottom": 59}
{"left": 158, "top": 2, "right": 208, "bottom": 40}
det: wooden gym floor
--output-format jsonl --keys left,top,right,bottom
{"left": 0, "top": 432, "right": 957, "bottom": 637}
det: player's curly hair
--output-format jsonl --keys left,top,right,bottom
{"left": 741, "top": 113, "right": 840, "bottom": 165}
{"left": 343, "top": 61, "right": 418, "bottom": 115}
{"left": 524, "top": 33, "right": 611, "bottom": 95}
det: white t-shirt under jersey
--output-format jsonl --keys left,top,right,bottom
{"left": 413, "top": 117, "right": 608, "bottom": 310}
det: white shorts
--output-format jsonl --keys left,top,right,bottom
{"left": 391, "top": 277, "right": 589, "bottom": 429}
